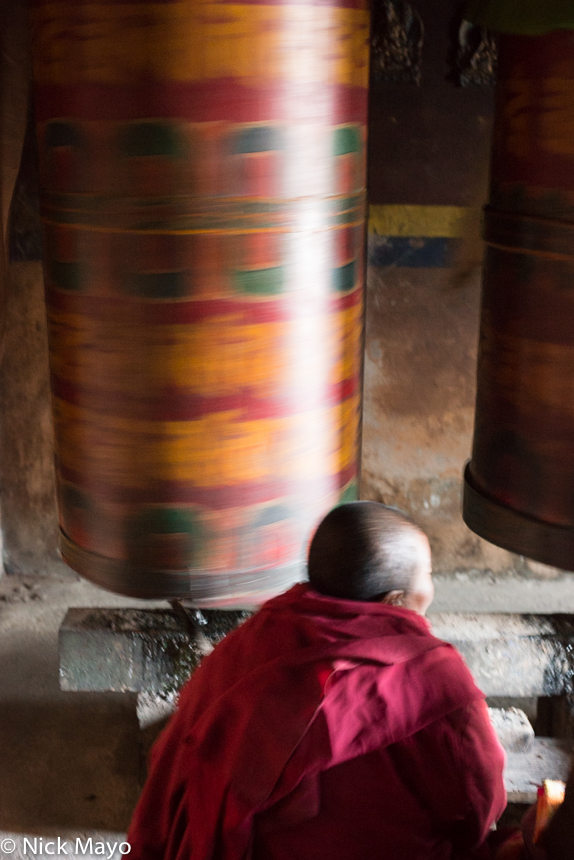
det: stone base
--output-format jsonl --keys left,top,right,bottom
{"left": 58, "top": 607, "right": 574, "bottom": 802}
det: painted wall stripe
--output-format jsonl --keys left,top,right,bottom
{"left": 368, "top": 236, "right": 458, "bottom": 268}
{"left": 368, "top": 205, "right": 479, "bottom": 238}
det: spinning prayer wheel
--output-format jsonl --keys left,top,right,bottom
{"left": 463, "top": 30, "right": 574, "bottom": 569}
{"left": 31, "top": 0, "right": 369, "bottom": 602}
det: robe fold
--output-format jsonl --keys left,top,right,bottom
{"left": 127, "top": 584, "right": 506, "bottom": 860}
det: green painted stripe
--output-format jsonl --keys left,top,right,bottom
{"left": 233, "top": 266, "right": 284, "bottom": 295}
{"left": 332, "top": 261, "right": 355, "bottom": 292}
{"left": 368, "top": 205, "right": 479, "bottom": 238}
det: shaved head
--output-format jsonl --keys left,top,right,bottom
{"left": 308, "top": 501, "right": 433, "bottom": 610}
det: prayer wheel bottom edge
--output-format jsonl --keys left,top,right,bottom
{"left": 463, "top": 464, "right": 574, "bottom": 572}
{"left": 59, "top": 530, "right": 303, "bottom": 607}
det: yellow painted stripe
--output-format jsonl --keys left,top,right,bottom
{"left": 368, "top": 205, "right": 480, "bottom": 238}
{"left": 48, "top": 304, "right": 362, "bottom": 395}
{"left": 33, "top": 3, "right": 369, "bottom": 89}
{"left": 53, "top": 394, "right": 360, "bottom": 486}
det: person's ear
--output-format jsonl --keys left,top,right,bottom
{"left": 380, "top": 590, "right": 405, "bottom": 606}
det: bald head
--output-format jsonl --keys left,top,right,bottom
{"left": 308, "top": 502, "right": 433, "bottom": 612}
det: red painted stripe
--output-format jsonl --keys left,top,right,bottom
{"left": 56, "top": 464, "right": 357, "bottom": 507}
{"left": 34, "top": 81, "right": 367, "bottom": 124}
{"left": 51, "top": 373, "right": 360, "bottom": 420}
{"left": 46, "top": 285, "right": 362, "bottom": 323}
{"left": 335, "top": 461, "right": 357, "bottom": 491}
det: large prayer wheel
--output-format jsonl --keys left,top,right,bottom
{"left": 31, "top": 0, "right": 369, "bottom": 602}
{"left": 463, "top": 30, "right": 574, "bottom": 569}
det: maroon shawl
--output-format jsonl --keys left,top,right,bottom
{"left": 128, "top": 584, "right": 485, "bottom": 860}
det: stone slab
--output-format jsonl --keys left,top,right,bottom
{"left": 61, "top": 609, "right": 574, "bottom": 698}
{"left": 431, "top": 613, "right": 574, "bottom": 697}
{"left": 52, "top": 609, "right": 574, "bottom": 813}
{"left": 505, "top": 738, "right": 574, "bottom": 804}
{"left": 59, "top": 608, "right": 199, "bottom": 694}
{"left": 430, "top": 573, "right": 574, "bottom": 614}
{"left": 64, "top": 610, "right": 574, "bottom": 807}
{"left": 59, "top": 607, "right": 250, "bottom": 694}
{"left": 488, "top": 708, "right": 534, "bottom": 753}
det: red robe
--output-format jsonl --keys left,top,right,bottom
{"left": 128, "top": 584, "right": 506, "bottom": 860}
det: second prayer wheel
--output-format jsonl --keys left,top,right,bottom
{"left": 31, "top": 0, "right": 369, "bottom": 602}
{"left": 464, "top": 30, "right": 574, "bottom": 569}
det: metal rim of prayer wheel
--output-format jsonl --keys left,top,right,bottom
{"left": 31, "top": 0, "right": 369, "bottom": 603}
{"left": 463, "top": 30, "right": 574, "bottom": 571}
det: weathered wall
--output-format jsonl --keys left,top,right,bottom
{"left": 361, "top": 265, "right": 528, "bottom": 575}
{"left": 0, "top": 257, "right": 64, "bottom": 575}
{"left": 0, "top": 0, "right": 65, "bottom": 575}
{"left": 0, "top": 145, "right": 64, "bottom": 574}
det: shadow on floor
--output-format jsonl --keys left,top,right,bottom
{"left": 0, "top": 691, "right": 141, "bottom": 832}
